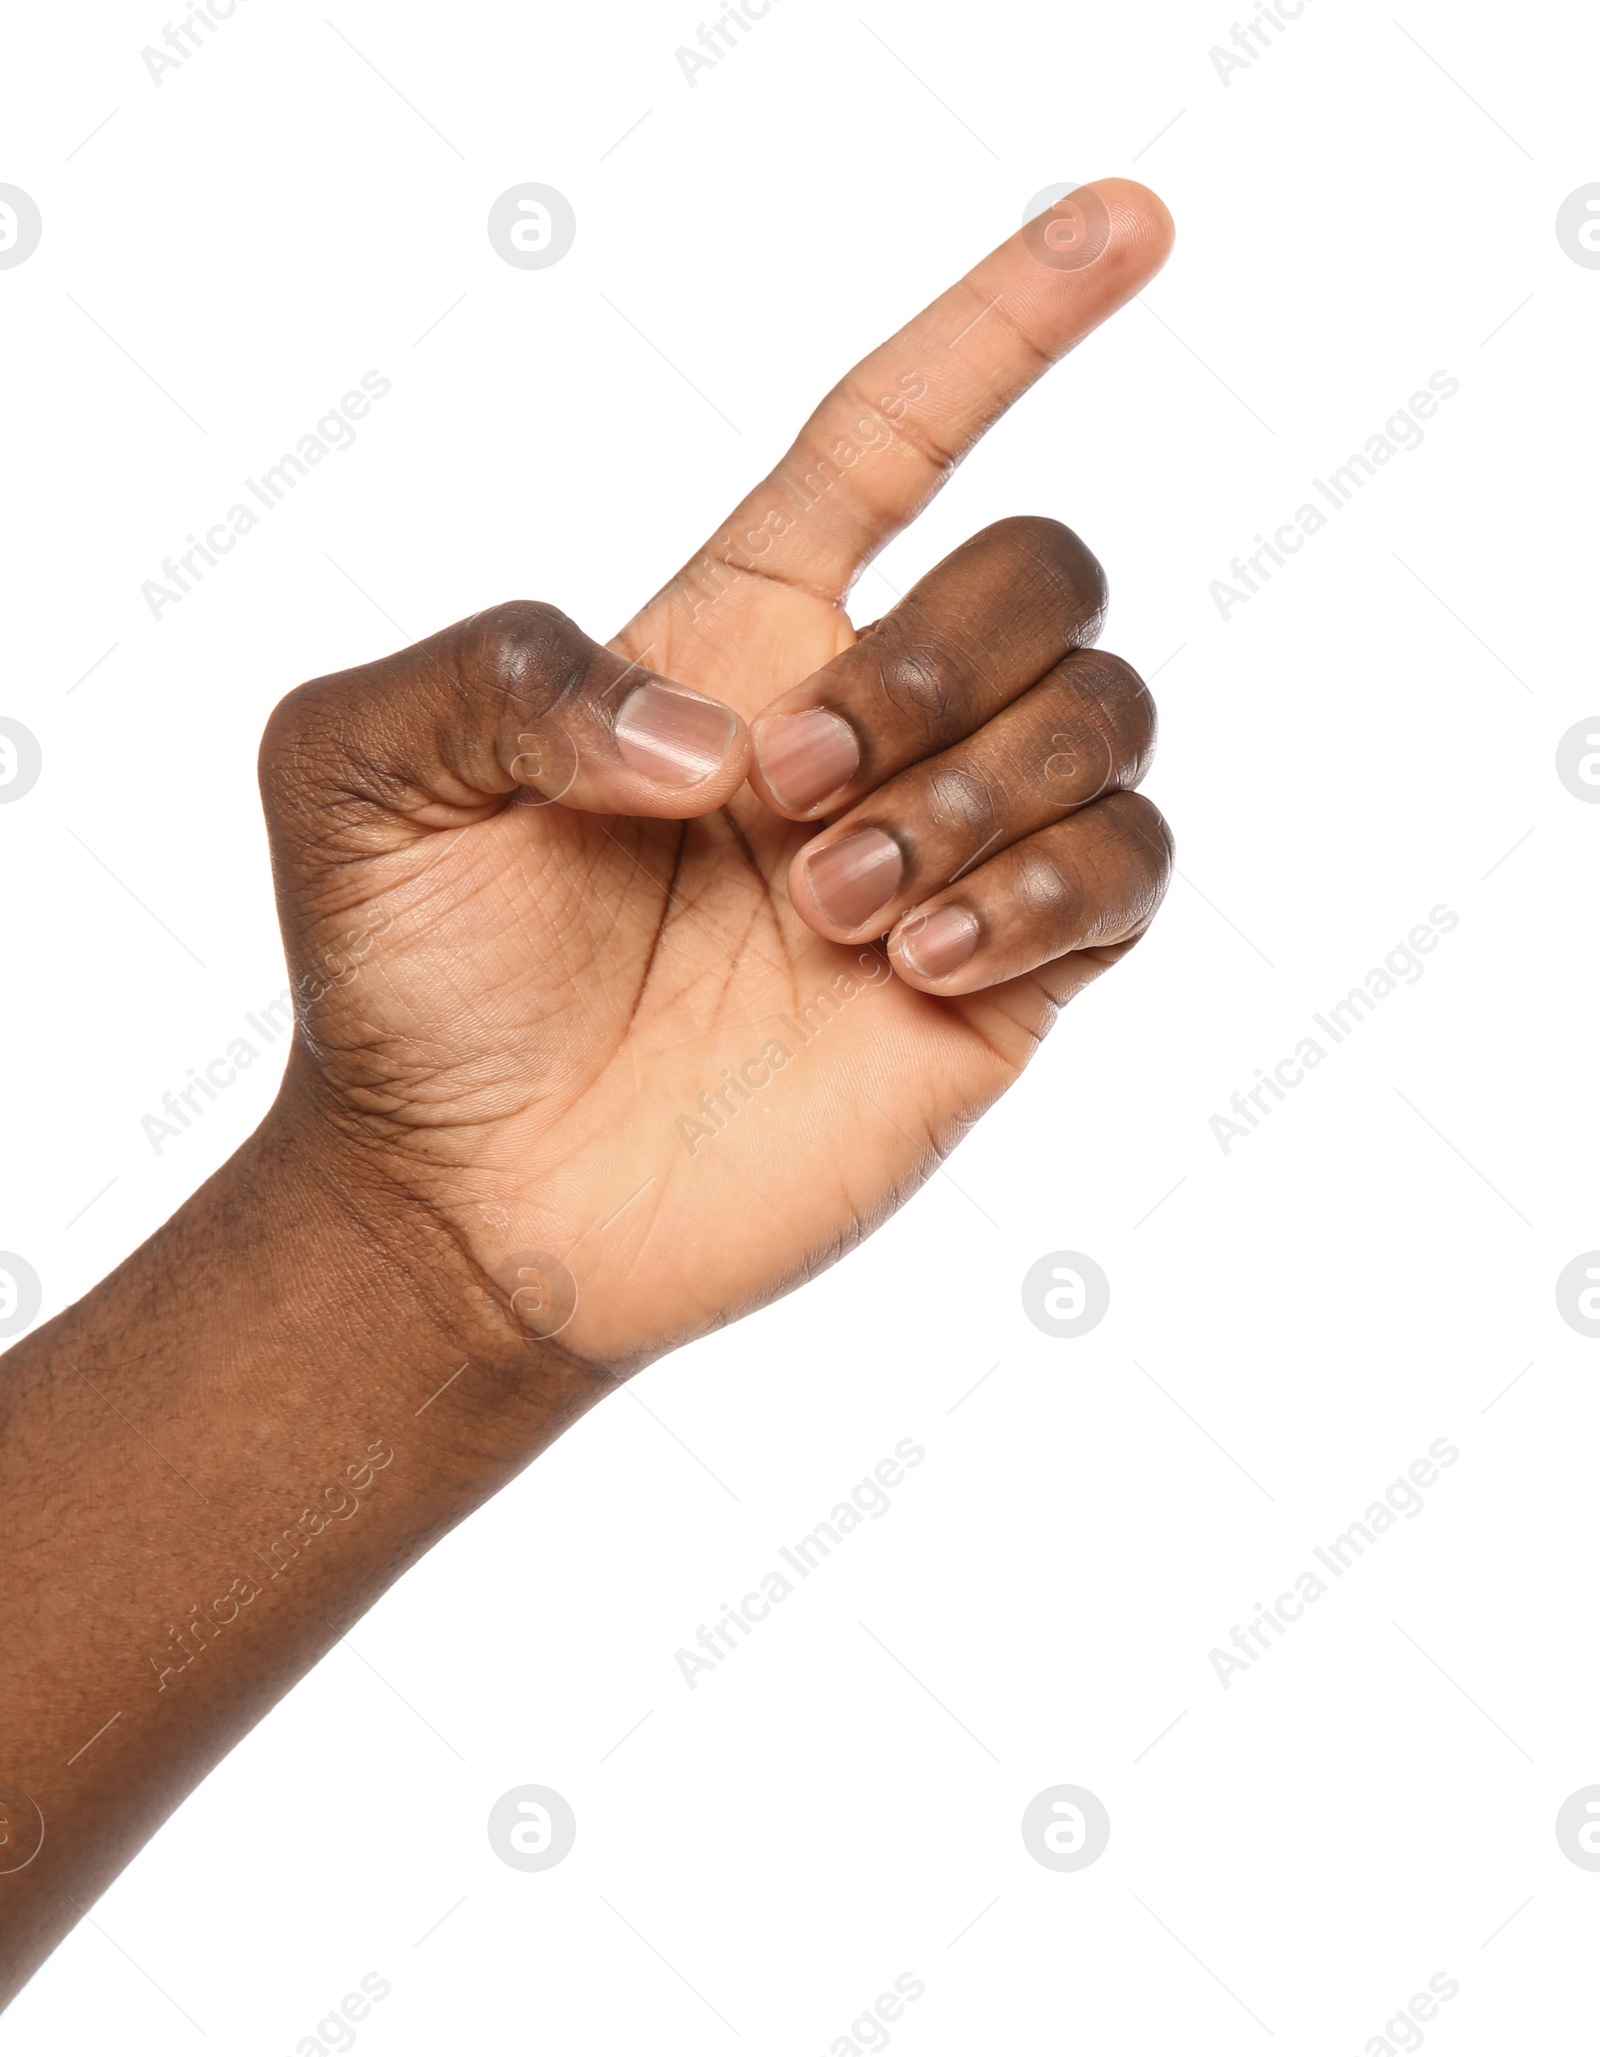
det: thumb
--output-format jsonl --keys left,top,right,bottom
{"left": 260, "top": 599, "right": 750, "bottom": 849}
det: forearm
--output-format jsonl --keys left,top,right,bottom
{"left": 0, "top": 1092, "right": 606, "bottom": 2005}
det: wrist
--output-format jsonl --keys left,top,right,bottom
{"left": 240, "top": 1082, "right": 619, "bottom": 1493}
{"left": 267, "top": 1022, "right": 663, "bottom": 1373}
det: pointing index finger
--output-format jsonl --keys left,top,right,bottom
{"left": 678, "top": 178, "right": 1174, "bottom": 607}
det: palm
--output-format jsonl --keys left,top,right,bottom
{"left": 328, "top": 581, "right": 1032, "bottom": 1365}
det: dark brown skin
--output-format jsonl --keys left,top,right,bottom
{"left": 0, "top": 178, "right": 1174, "bottom": 2005}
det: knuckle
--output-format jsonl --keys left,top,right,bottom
{"left": 924, "top": 761, "right": 999, "bottom": 836}
{"left": 999, "top": 514, "right": 1109, "bottom": 627}
{"left": 986, "top": 512, "right": 1073, "bottom": 553}
{"left": 257, "top": 676, "right": 335, "bottom": 802}
{"left": 1064, "top": 652, "right": 1157, "bottom": 775}
{"left": 1013, "top": 847, "right": 1080, "bottom": 922}
{"left": 1031, "top": 655, "right": 1152, "bottom": 801}
{"left": 861, "top": 634, "right": 964, "bottom": 739}
{"left": 458, "top": 600, "right": 589, "bottom": 718}
{"left": 1109, "top": 790, "right": 1176, "bottom": 877}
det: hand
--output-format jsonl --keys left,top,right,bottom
{"left": 259, "top": 179, "right": 1176, "bottom": 1374}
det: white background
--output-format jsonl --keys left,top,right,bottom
{"left": 3, "top": 0, "right": 1598, "bottom": 2048}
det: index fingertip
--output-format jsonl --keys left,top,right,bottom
{"left": 1013, "top": 175, "right": 1175, "bottom": 305}
{"left": 1091, "top": 177, "right": 1176, "bottom": 271}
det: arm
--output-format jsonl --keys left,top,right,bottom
{"left": 0, "top": 1116, "right": 595, "bottom": 1997}
{"left": 0, "top": 178, "right": 1175, "bottom": 2006}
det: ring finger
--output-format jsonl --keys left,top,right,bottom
{"left": 786, "top": 648, "right": 1155, "bottom": 943}
{"left": 884, "top": 791, "right": 1174, "bottom": 995}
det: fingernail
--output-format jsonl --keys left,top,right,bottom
{"left": 803, "top": 829, "right": 902, "bottom": 929}
{"left": 897, "top": 906, "right": 979, "bottom": 979}
{"left": 616, "top": 682, "right": 737, "bottom": 786}
{"left": 754, "top": 707, "right": 859, "bottom": 812}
